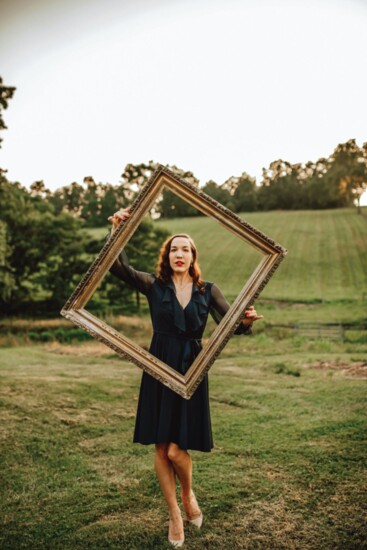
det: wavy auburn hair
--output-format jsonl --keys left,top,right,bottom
{"left": 157, "top": 234, "right": 206, "bottom": 293}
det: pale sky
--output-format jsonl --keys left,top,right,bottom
{"left": 1, "top": 0, "right": 367, "bottom": 203}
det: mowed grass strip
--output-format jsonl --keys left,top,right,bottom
{"left": 91, "top": 208, "right": 367, "bottom": 301}
{"left": 0, "top": 344, "right": 366, "bottom": 549}
{"left": 155, "top": 208, "right": 367, "bottom": 301}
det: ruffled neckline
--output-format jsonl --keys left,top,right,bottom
{"left": 161, "top": 280, "right": 209, "bottom": 333}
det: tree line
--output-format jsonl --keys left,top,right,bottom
{"left": 22, "top": 141, "right": 367, "bottom": 225}
{"left": 0, "top": 172, "right": 168, "bottom": 315}
{"left": 2, "top": 76, "right": 367, "bottom": 226}
{"left": 1, "top": 76, "right": 366, "bottom": 317}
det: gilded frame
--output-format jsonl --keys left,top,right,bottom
{"left": 61, "top": 165, "right": 287, "bottom": 399}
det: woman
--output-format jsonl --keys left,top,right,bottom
{"left": 108, "top": 208, "right": 263, "bottom": 547}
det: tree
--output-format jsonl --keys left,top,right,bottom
{"left": 0, "top": 220, "right": 15, "bottom": 302}
{"left": 121, "top": 161, "right": 159, "bottom": 201}
{"left": 298, "top": 142, "right": 367, "bottom": 210}
{"left": 201, "top": 180, "right": 233, "bottom": 209}
{"left": 29, "top": 180, "right": 51, "bottom": 198}
{"left": 352, "top": 142, "right": 367, "bottom": 213}
{"left": 231, "top": 173, "right": 258, "bottom": 212}
{"left": 63, "top": 181, "right": 85, "bottom": 215}
{"left": 29, "top": 180, "right": 52, "bottom": 214}
{"left": 0, "top": 174, "right": 96, "bottom": 313}
{"left": 302, "top": 158, "right": 337, "bottom": 209}
{"left": 121, "top": 162, "right": 200, "bottom": 195}
{"left": 29, "top": 213, "right": 96, "bottom": 311}
{"left": 98, "top": 183, "right": 123, "bottom": 225}
{"left": 158, "top": 189, "right": 200, "bottom": 218}
{"left": 121, "top": 162, "right": 201, "bottom": 218}
{"left": 327, "top": 139, "right": 367, "bottom": 211}
{"left": 0, "top": 171, "right": 171, "bottom": 314}
{"left": 80, "top": 177, "right": 99, "bottom": 226}
{"left": 0, "top": 76, "right": 16, "bottom": 148}
{"left": 258, "top": 160, "right": 303, "bottom": 210}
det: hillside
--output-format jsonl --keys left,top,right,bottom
{"left": 93, "top": 208, "right": 367, "bottom": 303}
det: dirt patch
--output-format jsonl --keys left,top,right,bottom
{"left": 78, "top": 507, "right": 163, "bottom": 532}
{"left": 308, "top": 360, "right": 367, "bottom": 378}
{"left": 0, "top": 318, "right": 72, "bottom": 330}
{"left": 234, "top": 496, "right": 305, "bottom": 545}
{"left": 45, "top": 342, "right": 115, "bottom": 356}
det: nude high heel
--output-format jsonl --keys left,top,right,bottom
{"left": 183, "top": 491, "right": 203, "bottom": 529}
{"left": 168, "top": 510, "right": 185, "bottom": 547}
{"left": 186, "top": 511, "right": 203, "bottom": 528}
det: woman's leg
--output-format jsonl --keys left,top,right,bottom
{"left": 154, "top": 443, "right": 184, "bottom": 541}
{"left": 167, "top": 443, "right": 201, "bottom": 520}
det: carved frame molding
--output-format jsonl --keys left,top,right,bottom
{"left": 61, "top": 165, "right": 287, "bottom": 399}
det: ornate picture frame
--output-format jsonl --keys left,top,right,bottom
{"left": 61, "top": 165, "right": 287, "bottom": 399}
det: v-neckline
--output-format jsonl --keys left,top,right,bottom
{"left": 173, "top": 282, "right": 194, "bottom": 312}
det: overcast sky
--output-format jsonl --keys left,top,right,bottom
{"left": 1, "top": 0, "right": 366, "bottom": 203}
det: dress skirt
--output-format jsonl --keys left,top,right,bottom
{"left": 133, "top": 331, "right": 213, "bottom": 452}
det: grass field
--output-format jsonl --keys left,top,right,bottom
{"left": 1, "top": 336, "right": 366, "bottom": 550}
{"left": 157, "top": 208, "right": 367, "bottom": 303}
{"left": 1, "top": 208, "right": 366, "bottom": 548}
{"left": 91, "top": 208, "right": 367, "bottom": 304}
{"left": 88, "top": 208, "right": 367, "bottom": 329}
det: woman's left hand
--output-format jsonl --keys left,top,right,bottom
{"left": 107, "top": 207, "right": 131, "bottom": 231}
{"left": 242, "top": 305, "right": 264, "bottom": 326}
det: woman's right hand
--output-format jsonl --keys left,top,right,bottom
{"left": 107, "top": 208, "right": 131, "bottom": 230}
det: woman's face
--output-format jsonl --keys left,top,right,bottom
{"left": 169, "top": 236, "right": 193, "bottom": 274}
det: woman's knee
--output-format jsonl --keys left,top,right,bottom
{"left": 167, "top": 442, "right": 186, "bottom": 462}
{"left": 155, "top": 443, "right": 169, "bottom": 460}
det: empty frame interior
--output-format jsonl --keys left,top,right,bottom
{"left": 61, "top": 166, "right": 287, "bottom": 398}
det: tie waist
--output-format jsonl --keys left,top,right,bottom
{"left": 153, "top": 331, "right": 202, "bottom": 375}
{"left": 153, "top": 331, "right": 202, "bottom": 346}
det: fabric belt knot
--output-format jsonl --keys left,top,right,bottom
{"left": 153, "top": 331, "right": 202, "bottom": 375}
{"left": 153, "top": 330, "right": 202, "bottom": 347}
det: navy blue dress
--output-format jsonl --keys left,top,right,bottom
{"left": 111, "top": 250, "right": 250, "bottom": 452}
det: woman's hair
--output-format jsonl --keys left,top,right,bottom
{"left": 157, "top": 234, "right": 206, "bottom": 293}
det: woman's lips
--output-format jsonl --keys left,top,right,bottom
{"left": 175, "top": 261, "right": 184, "bottom": 266}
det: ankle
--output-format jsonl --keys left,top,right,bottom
{"left": 181, "top": 489, "right": 196, "bottom": 504}
{"left": 169, "top": 506, "right": 182, "bottom": 519}
{"left": 181, "top": 490, "right": 201, "bottom": 519}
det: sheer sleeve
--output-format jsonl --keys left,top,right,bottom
{"left": 108, "top": 237, "right": 155, "bottom": 295}
{"left": 210, "top": 283, "right": 252, "bottom": 335}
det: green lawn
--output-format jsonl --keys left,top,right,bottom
{"left": 155, "top": 208, "right": 367, "bottom": 302}
{"left": 91, "top": 208, "right": 367, "bottom": 303}
{"left": 89, "top": 208, "right": 367, "bottom": 327}
{"left": 1, "top": 208, "right": 366, "bottom": 548}
{"left": 1, "top": 337, "right": 366, "bottom": 549}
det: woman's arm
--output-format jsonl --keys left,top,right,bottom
{"left": 210, "top": 283, "right": 261, "bottom": 334}
{"left": 109, "top": 247, "right": 155, "bottom": 295}
{"left": 107, "top": 207, "right": 154, "bottom": 295}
